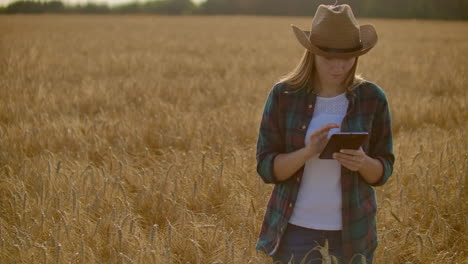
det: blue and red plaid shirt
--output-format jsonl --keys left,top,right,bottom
{"left": 255, "top": 80, "right": 395, "bottom": 264}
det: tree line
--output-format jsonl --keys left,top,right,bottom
{"left": 1, "top": 0, "right": 467, "bottom": 20}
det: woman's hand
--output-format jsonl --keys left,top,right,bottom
{"left": 332, "top": 146, "right": 368, "bottom": 172}
{"left": 304, "top": 123, "right": 340, "bottom": 159}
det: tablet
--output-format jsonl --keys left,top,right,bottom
{"left": 318, "top": 132, "right": 369, "bottom": 159}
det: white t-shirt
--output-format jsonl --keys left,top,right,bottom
{"left": 288, "top": 92, "right": 349, "bottom": 230}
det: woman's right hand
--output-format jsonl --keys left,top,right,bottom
{"left": 304, "top": 123, "right": 340, "bottom": 159}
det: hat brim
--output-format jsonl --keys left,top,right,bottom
{"left": 291, "top": 24, "right": 378, "bottom": 58}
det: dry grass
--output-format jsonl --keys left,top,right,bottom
{"left": 0, "top": 14, "right": 467, "bottom": 263}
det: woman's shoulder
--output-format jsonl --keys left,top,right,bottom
{"left": 357, "top": 80, "right": 389, "bottom": 103}
{"left": 271, "top": 81, "right": 289, "bottom": 93}
{"left": 271, "top": 81, "right": 306, "bottom": 96}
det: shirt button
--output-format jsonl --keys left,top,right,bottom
{"left": 308, "top": 104, "right": 313, "bottom": 108}
{"left": 301, "top": 125, "right": 306, "bottom": 130}
{"left": 289, "top": 203, "right": 293, "bottom": 208}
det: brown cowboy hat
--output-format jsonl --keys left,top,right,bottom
{"left": 291, "top": 4, "right": 378, "bottom": 58}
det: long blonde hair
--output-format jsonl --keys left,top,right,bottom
{"left": 278, "top": 50, "right": 364, "bottom": 93}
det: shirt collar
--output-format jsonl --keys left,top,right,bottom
{"left": 307, "top": 85, "right": 357, "bottom": 98}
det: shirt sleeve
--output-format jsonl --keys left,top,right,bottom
{"left": 255, "top": 83, "right": 285, "bottom": 184}
{"left": 368, "top": 91, "right": 395, "bottom": 186}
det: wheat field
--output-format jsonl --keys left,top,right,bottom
{"left": 0, "top": 14, "right": 467, "bottom": 263}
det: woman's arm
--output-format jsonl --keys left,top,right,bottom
{"left": 333, "top": 147, "right": 384, "bottom": 185}
{"left": 333, "top": 87, "right": 394, "bottom": 186}
{"left": 366, "top": 91, "right": 395, "bottom": 186}
{"left": 274, "top": 123, "right": 341, "bottom": 182}
{"left": 273, "top": 148, "right": 310, "bottom": 182}
{"left": 256, "top": 84, "right": 285, "bottom": 184}
{"left": 359, "top": 156, "right": 385, "bottom": 185}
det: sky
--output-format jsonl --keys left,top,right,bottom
{"left": 0, "top": 0, "right": 205, "bottom": 7}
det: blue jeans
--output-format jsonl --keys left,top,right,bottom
{"left": 271, "top": 223, "right": 344, "bottom": 264}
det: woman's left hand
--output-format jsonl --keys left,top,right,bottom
{"left": 332, "top": 146, "right": 368, "bottom": 172}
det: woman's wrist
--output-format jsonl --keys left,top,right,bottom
{"left": 274, "top": 147, "right": 315, "bottom": 182}
{"left": 358, "top": 155, "right": 384, "bottom": 185}
{"left": 302, "top": 146, "right": 318, "bottom": 161}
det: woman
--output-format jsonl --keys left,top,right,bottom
{"left": 255, "top": 4, "right": 395, "bottom": 264}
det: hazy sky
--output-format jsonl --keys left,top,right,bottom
{"left": 0, "top": 0, "right": 205, "bottom": 7}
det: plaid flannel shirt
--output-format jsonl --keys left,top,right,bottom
{"left": 255, "top": 80, "right": 395, "bottom": 264}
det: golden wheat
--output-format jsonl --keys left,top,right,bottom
{"left": 0, "top": 14, "right": 467, "bottom": 263}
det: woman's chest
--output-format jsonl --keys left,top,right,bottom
{"left": 279, "top": 95, "right": 375, "bottom": 153}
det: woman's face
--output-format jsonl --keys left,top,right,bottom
{"left": 314, "top": 54, "right": 356, "bottom": 86}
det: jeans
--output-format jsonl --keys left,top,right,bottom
{"left": 271, "top": 223, "right": 344, "bottom": 264}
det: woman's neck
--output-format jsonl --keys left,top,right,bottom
{"left": 314, "top": 78, "right": 346, "bottom": 98}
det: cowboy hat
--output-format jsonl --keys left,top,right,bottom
{"left": 291, "top": 4, "right": 378, "bottom": 58}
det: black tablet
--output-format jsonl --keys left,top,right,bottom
{"left": 319, "top": 132, "right": 369, "bottom": 159}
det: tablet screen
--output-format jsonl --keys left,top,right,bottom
{"left": 319, "top": 132, "right": 369, "bottom": 159}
